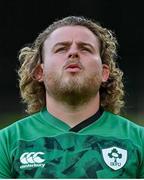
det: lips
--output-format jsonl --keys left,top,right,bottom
{"left": 64, "top": 63, "right": 82, "bottom": 72}
{"left": 65, "top": 63, "right": 81, "bottom": 69}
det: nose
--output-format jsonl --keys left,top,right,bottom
{"left": 68, "top": 45, "right": 79, "bottom": 59}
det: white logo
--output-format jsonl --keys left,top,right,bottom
{"left": 20, "top": 152, "right": 45, "bottom": 169}
{"left": 102, "top": 147, "right": 127, "bottom": 170}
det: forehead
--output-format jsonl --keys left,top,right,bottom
{"left": 44, "top": 25, "right": 100, "bottom": 47}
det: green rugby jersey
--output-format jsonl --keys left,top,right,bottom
{"left": 0, "top": 108, "right": 144, "bottom": 178}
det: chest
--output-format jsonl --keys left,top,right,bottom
{"left": 11, "top": 134, "right": 139, "bottom": 178}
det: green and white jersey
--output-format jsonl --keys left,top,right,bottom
{"left": 0, "top": 107, "right": 144, "bottom": 178}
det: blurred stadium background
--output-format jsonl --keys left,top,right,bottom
{"left": 0, "top": 0, "right": 144, "bottom": 129}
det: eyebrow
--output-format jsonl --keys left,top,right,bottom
{"left": 52, "top": 41, "right": 96, "bottom": 51}
{"left": 52, "top": 41, "right": 71, "bottom": 50}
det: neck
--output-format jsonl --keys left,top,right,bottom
{"left": 46, "top": 93, "right": 100, "bottom": 127}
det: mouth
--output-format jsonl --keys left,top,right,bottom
{"left": 64, "top": 63, "right": 82, "bottom": 72}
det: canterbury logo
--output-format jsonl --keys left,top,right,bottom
{"left": 20, "top": 152, "right": 45, "bottom": 164}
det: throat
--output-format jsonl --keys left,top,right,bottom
{"left": 46, "top": 93, "right": 100, "bottom": 127}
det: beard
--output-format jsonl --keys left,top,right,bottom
{"left": 43, "top": 69, "right": 102, "bottom": 107}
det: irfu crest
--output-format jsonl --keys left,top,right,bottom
{"left": 102, "top": 147, "right": 127, "bottom": 170}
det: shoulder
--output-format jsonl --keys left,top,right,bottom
{"left": 106, "top": 111, "right": 143, "bottom": 127}
{"left": 105, "top": 111, "right": 144, "bottom": 138}
{"left": 0, "top": 110, "right": 41, "bottom": 139}
{"left": 0, "top": 110, "right": 43, "bottom": 155}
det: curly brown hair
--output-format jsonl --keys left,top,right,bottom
{"left": 18, "top": 16, "right": 124, "bottom": 114}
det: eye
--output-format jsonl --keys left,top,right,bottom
{"left": 80, "top": 47, "right": 92, "bottom": 53}
{"left": 54, "top": 47, "right": 68, "bottom": 53}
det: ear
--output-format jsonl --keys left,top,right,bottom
{"left": 33, "top": 64, "right": 44, "bottom": 82}
{"left": 102, "top": 64, "right": 110, "bottom": 82}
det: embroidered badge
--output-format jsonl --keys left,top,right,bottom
{"left": 102, "top": 147, "right": 127, "bottom": 170}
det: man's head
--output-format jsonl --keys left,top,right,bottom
{"left": 18, "top": 16, "right": 124, "bottom": 114}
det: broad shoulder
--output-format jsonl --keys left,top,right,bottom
{"left": 105, "top": 111, "right": 144, "bottom": 135}
{"left": 0, "top": 111, "right": 41, "bottom": 135}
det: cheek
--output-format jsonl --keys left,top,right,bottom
{"left": 43, "top": 58, "right": 63, "bottom": 75}
{"left": 85, "top": 59, "right": 103, "bottom": 74}
{"left": 44, "top": 56, "right": 57, "bottom": 67}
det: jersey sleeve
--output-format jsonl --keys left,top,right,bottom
{"left": 0, "top": 129, "right": 12, "bottom": 178}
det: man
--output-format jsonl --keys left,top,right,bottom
{"left": 0, "top": 16, "right": 144, "bottom": 178}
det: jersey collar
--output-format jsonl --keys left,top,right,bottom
{"left": 41, "top": 107, "right": 104, "bottom": 132}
